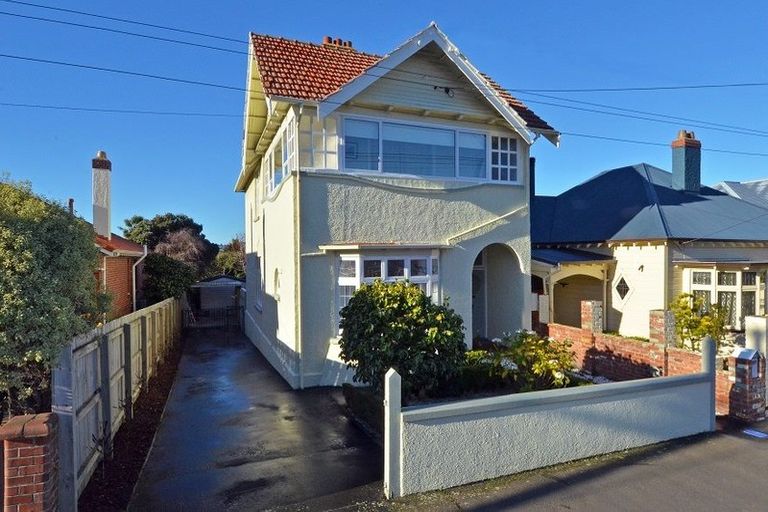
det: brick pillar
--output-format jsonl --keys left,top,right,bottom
{"left": 0, "top": 414, "right": 58, "bottom": 512}
{"left": 728, "top": 350, "right": 766, "bottom": 422}
{"left": 580, "top": 300, "right": 603, "bottom": 333}
{"left": 649, "top": 310, "right": 676, "bottom": 346}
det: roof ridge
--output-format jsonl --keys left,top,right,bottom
{"left": 250, "top": 32, "right": 383, "bottom": 59}
{"left": 639, "top": 163, "right": 672, "bottom": 239}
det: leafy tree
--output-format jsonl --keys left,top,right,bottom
{"left": 210, "top": 235, "right": 245, "bottom": 279}
{"left": 142, "top": 253, "right": 196, "bottom": 305}
{"left": 122, "top": 213, "right": 217, "bottom": 275}
{"left": 502, "top": 331, "right": 573, "bottom": 391}
{"left": 0, "top": 179, "right": 109, "bottom": 415}
{"left": 339, "top": 280, "right": 465, "bottom": 397}
{"left": 669, "top": 293, "right": 728, "bottom": 351}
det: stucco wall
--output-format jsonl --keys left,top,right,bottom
{"left": 299, "top": 171, "right": 531, "bottom": 384}
{"left": 243, "top": 168, "right": 301, "bottom": 387}
{"left": 395, "top": 374, "right": 713, "bottom": 495}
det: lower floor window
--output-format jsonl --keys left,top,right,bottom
{"left": 687, "top": 268, "right": 764, "bottom": 329}
{"left": 336, "top": 252, "right": 440, "bottom": 327}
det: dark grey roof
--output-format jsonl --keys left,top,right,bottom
{"left": 714, "top": 179, "right": 768, "bottom": 208}
{"left": 533, "top": 164, "right": 768, "bottom": 244}
{"left": 532, "top": 248, "right": 613, "bottom": 266}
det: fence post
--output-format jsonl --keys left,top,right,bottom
{"left": 140, "top": 315, "right": 149, "bottom": 388}
{"left": 384, "top": 368, "right": 402, "bottom": 499}
{"left": 52, "top": 344, "right": 78, "bottom": 511}
{"left": 99, "top": 334, "right": 113, "bottom": 449}
{"left": 123, "top": 323, "right": 134, "bottom": 420}
{"left": 701, "top": 335, "right": 716, "bottom": 432}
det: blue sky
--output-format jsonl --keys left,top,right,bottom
{"left": 1, "top": 1, "right": 766, "bottom": 244}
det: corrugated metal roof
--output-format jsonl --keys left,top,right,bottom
{"left": 714, "top": 179, "right": 768, "bottom": 208}
{"left": 533, "top": 164, "right": 768, "bottom": 244}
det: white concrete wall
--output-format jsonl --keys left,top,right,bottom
{"left": 390, "top": 371, "right": 714, "bottom": 496}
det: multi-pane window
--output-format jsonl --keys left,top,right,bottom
{"left": 336, "top": 253, "right": 440, "bottom": 328}
{"left": 266, "top": 119, "right": 297, "bottom": 195}
{"left": 687, "top": 268, "right": 764, "bottom": 329}
{"left": 490, "top": 136, "right": 517, "bottom": 182}
{"left": 342, "top": 118, "right": 519, "bottom": 182}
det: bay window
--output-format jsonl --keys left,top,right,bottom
{"left": 341, "top": 117, "right": 519, "bottom": 183}
{"left": 337, "top": 253, "right": 440, "bottom": 327}
{"left": 265, "top": 119, "right": 296, "bottom": 195}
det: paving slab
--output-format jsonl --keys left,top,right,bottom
{"left": 129, "top": 329, "right": 383, "bottom": 511}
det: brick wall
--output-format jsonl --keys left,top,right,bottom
{"left": 591, "top": 333, "right": 664, "bottom": 381}
{"left": 0, "top": 414, "right": 57, "bottom": 512}
{"left": 96, "top": 255, "right": 137, "bottom": 319}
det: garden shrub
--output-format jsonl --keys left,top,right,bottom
{"left": 0, "top": 179, "right": 109, "bottom": 415}
{"left": 503, "top": 330, "right": 574, "bottom": 391}
{"left": 338, "top": 280, "right": 465, "bottom": 397}
{"left": 142, "top": 253, "right": 197, "bottom": 305}
{"left": 459, "top": 350, "right": 518, "bottom": 393}
{"left": 669, "top": 293, "right": 728, "bottom": 351}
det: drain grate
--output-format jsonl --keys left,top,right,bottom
{"left": 742, "top": 428, "right": 768, "bottom": 439}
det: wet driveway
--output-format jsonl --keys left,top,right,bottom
{"left": 129, "top": 329, "right": 383, "bottom": 511}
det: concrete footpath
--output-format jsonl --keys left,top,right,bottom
{"left": 129, "top": 329, "right": 382, "bottom": 511}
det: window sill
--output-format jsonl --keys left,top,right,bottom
{"left": 301, "top": 168, "right": 524, "bottom": 187}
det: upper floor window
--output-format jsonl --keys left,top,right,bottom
{"left": 266, "top": 119, "right": 296, "bottom": 195}
{"left": 342, "top": 117, "right": 519, "bottom": 183}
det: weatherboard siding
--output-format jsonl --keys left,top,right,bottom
{"left": 607, "top": 245, "right": 667, "bottom": 338}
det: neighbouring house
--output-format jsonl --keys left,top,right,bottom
{"left": 234, "top": 23, "right": 558, "bottom": 388}
{"left": 714, "top": 178, "right": 768, "bottom": 208}
{"left": 89, "top": 151, "right": 147, "bottom": 319}
{"left": 532, "top": 130, "right": 768, "bottom": 338}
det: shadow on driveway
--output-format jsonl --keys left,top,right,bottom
{"left": 129, "top": 329, "right": 383, "bottom": 511}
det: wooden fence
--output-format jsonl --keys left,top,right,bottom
{"left": 51, "top": 298, "right": 181, "bottom": 511}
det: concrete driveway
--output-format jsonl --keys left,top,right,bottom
{"left": 129, "top": 329, "right": 382, "bottom": 511}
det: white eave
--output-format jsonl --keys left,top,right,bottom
{"left": 318, "top": 22, "right": 556, "bottom": 147}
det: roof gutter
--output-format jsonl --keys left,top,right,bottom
{"left": 132, "top": 245, "right": 148, "bottom": 312}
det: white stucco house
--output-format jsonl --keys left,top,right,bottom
{"left": 234, "top": 23, "right": 558, "bottom": 388}
{"left": 532, "top": 131, "right": 768, "bottom": 338}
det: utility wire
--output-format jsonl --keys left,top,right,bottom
{"left": 559, "top": 131, "right": 768, "bottom": 157}
{"left": 0, "top": 10, "right": 243, "bottom": 55}
{"left": 5, "top": 0, "right": 768, "bottom": 96}
{"left": 0, "top": 0, "right": 243, "bottom": 43}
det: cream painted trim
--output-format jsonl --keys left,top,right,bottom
{"left": 318, "top": 243, "right": 452, "bottom": 252}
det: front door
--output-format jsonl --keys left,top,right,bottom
{"left": 472, "top": 267, "right": 486, "bottom": 339}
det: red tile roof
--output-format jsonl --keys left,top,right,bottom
{"left": 250, "top": 34, "right": 554, "bottom": 132}
{"left": 95, "top": 232, "right": 144, "bottom": 255}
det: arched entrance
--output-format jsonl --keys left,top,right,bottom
{"left": 552, "top": 274, "right": 603, "bottom": 327}
{"left": 471, "top": 244, "right": 525, "bottom": 341}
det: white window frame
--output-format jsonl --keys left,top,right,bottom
{"left": 335, "top": 251, "right": 441, "bottom": 328}
{"left": 338, "top": 114, "right": 522, "bottom": 185}
{"left": 265, "top": 118, "right": 297, "bottom": 196}
{"left": 684, "top": 267, "right": 765, "bottom": 330}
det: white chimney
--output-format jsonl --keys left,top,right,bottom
{"left": 92, "top": 150, "right": 111, "bottom": 239}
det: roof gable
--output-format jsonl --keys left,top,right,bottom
{"left": 248, "top": 24, "right": 555, "bottom": 138}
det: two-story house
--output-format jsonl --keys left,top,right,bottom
{"left": 235, "top": 23, "right": 558, "bottom": 388}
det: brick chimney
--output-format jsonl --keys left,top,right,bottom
{"left": 672, "top": 130, "right": 701, "bottom": 193}
{"left": 92, "top": 150, "right": 111, "bottom": 239}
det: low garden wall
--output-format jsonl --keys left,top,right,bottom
{"left": 384, "top": 341, "right": 717, "bottom": 497}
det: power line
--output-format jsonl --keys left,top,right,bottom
{"left": 517, "top": 91, "right": 768, "bottom": 136}
{"left": 0, "top": 101, "right": 243, "bottom": 117}
{"left": 0, "top": 10, "right": 243, "bottom": 55}
{"left": 2, "top": 99, "right": 767, "bottom": 158}
{"left": 518, "top": 97, "right": 768, "bottom": 139}
{"left": 0, "top": 52, "right": 247, "bottom": 92}
{"left": 559, "top": 131, "right": 768, "bottom": 157}
{"left": 516, "top": 82, "right": 768, "bottom": 93}
{"left": 0, "top": 0, "right": 243, "bottom": 43}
